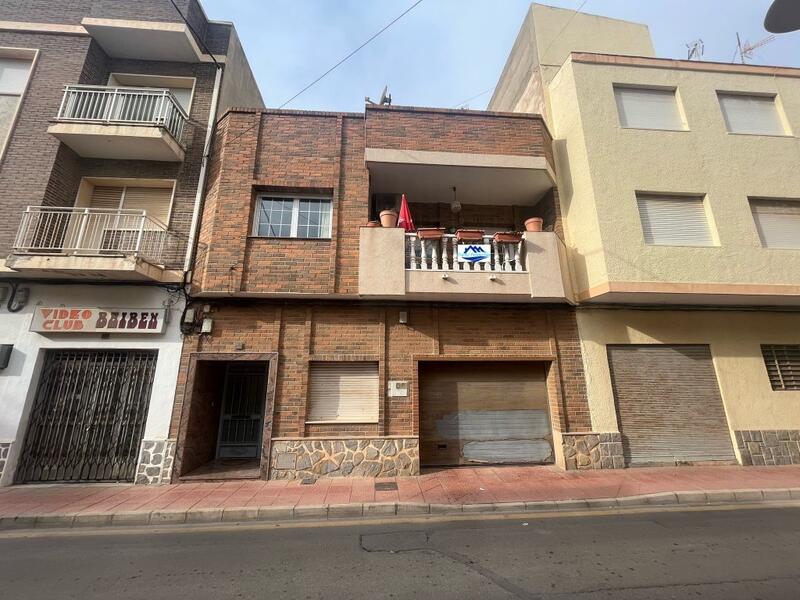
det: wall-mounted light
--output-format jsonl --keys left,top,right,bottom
{"left": 450, "top": 186, "right": 461, "bottom": 214}
{"left": 398, "top": 310, "right": 408, "bottom": 324}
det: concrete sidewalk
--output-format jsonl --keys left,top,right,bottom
{"left": 2, "top": 465, "right": 799, "bottom": 530}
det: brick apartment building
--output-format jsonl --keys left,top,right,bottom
{"left": 169, "top": 104, "right": 612, "bottom": 482}
{"left": 0, "top": 0, "right": 262, "bottom": 486}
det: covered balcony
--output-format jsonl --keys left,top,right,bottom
{"left": 6, "top": 206, "right": 186, "bottom": 282}
{"left": 359, "top": 227, "right": 574, "bottom": 303}
{"left": 47, "top": 85, "right": 188, "bottom": 162}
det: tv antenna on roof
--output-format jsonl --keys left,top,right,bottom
{"left": 686, "top": 39, "right": 704, "bottom": 60}
{"left": 365, "top": 85, "right": 392, "bottom": 106}
{"left": 736, "top": 32, "right": 776, "bottom": 63}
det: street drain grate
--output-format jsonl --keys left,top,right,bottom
{"left": 300, "top": 477, "right": 316, "bottom": 485}
{"left": 375, "top": 482, "right": 398, "bottom": 492}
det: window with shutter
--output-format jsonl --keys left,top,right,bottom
{"left": 121, "top": 186, "right": 172, "bottom": 226}
{"left": 750, "top": 198, "right": 800, "bottom": 249}
{"left": 636, "top": 194, "right": 714, "bottom": 247}
{"left": 0, "top": 56, "right": 34, "bottom": 152}
{"left": 614, "top": 86, "right": 685, "bottom": 130}
{"left": 761, "top": 345, "right": 800, "bottom": 390}
{"left": 718, "top": 93, "right": 787, "bottom": 136}
{"left": 306, "top": 362, "right": 379, "bottom": 423}
{"left": 88, "top": 186, "right": 124, "bottom": 209}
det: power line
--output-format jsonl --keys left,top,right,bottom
{"left": 453, "top": 86, "right": 495, "bottom": 109}
{"left": 168, "top": 0, "right": 220, "bottom": 68}
{"left": 278, "top": 0, "right": 424, "bottom": 109}
{"left": 538, "top": 0, "right": 590, "bottom": 65}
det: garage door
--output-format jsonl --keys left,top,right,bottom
{"left": 419, "top": 362, "right": 553, "bottom": 467}
{"left": 608, "top": 345, "right": 735, "bottom": 466}
{"left": 16, "top": 350, "right": 157, "bottom": 483}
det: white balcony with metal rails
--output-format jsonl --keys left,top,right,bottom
{"left": 47, "top": 85, "right": 189, "bottom": 162}
{"left": 6, "top": 207, "right": 187, "bottom": 282}
{"left": 406, "top": 233, "right": 525, "bottom": 272}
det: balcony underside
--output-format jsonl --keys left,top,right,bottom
{"left": 48, "top": 123, "right": 185, "bottom": 162}
{"left": 365, "top": 148, "right": 555, "bottom": 205}
{"left": 5, "top": 254, "right": 182, "bottom": 283}
{"left": 580, "top": 282, "right": 800, "bottom": 306}
{"left": 81, "top": 18, "right": 211, "bottom": 63}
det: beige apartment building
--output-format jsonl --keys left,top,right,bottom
{"left": 492, "top": 4, "right": 800, "bottom": 467}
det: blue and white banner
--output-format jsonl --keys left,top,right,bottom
{"left": 457, "top": 243, "right": 491, "bottom": 264}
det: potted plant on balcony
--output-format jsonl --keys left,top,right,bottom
{"left": 524, "top": 217, "right": 544, "bottom": 232}
{"left": 416, "top": 227, "right": 446, "bottom": 240}
{"left": 455, "top": 228, "right": 485, "bottom": 242}
{"left": 365, "top": 220, "right": 381, "bottom": 227}
{"left": 379, "top": 209, "right": 399, "bottom": 228}
{"left": 493, "top": 231, "right": 523, "bottom": 243}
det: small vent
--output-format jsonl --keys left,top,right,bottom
{"left": 761, "top": 345, "right": 800, "bottom": 390}
{"left": 300, "top": 477, "right": 316, "bottom": 485}
{"left": 374, "top": 482, "right": 398, "bottom": 492}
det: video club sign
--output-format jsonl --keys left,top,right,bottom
{"left": 31, "top": 307, "right": 166, "bottom": 334}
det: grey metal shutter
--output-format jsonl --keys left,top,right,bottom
{"left": 419, "top": 362, "right": 553, "bottom": 467}
{"left": 614, "top": 87, "right": 683, "bottom": 130}
{"left": 750, "top": 199, "right": 800, "bottom": 249}
{"left": 637, "top": 194, "right": 714, "bottom": 246}
{"left": 307, "top": 362, "right": 379, "bottom": 423}
{"left": 608, "top": 345, "right": 735, "bottom": 466}
{"left": 718, "top": 93, "right": 785, "bottom": 135}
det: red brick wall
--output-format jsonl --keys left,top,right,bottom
{"left": 169, "top": 302, "right": 592, "bottom": 444}
{"left": 365, "top": 105, "right": 553, "bottom": 164}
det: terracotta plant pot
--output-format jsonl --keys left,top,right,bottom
{"left": 379, "top": 209, "right": 399, "bottom": 228}
{"left": 365, "top": 220, "right": 381, "bottom": 227}
{"left": 524, "top": 217, "right": 544, "bottom": 232}
{"left": 455, "top": 228, "right": 485, "bottom": 242}
{"left": 494, "top": 231, "right": 523, "bottom": 243}
{"left": 416, "top": 227, "right": 446, "bottom": 240}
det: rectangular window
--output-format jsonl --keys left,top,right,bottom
{"left": 614, "top": 86, "right": 685, "bottom": 130}
{"left": 0, "top": 56, "right": 34, "bottom": 152}
{"left": 750, "top": 198, "right": 800, "bottom": 249}
{"left": 88, "top": 183, "right": 173, "bottom": 225}
{"left": 306, "top": 362, "right": 379, "bottom": 423}
{"left": 761, "top": 345, "right": 800, "bottom": 390}
{"left": 718, "top": 93, "right": 787, "bottom": 136}
{"left": 636, "top": 193, "right": 714, "bottom": 246}
{"left": 255, "top": 196, "right": 332, "bottom": 239}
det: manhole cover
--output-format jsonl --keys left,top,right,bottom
{"left": 375, "top": 482, "right": 398, "bottom": 491}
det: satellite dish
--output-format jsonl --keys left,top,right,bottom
{"left": 764, "top": 0, "right": 800, "bottom": 33}
{"left": 378, "top": 86, "right": 392, "bottom": 106}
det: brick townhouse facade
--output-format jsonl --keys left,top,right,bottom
{"left": 0, "top": 0, "right": 262, "bottom": 486}
{"left": 169, "top": 104, "right": 617, "bottom": 482}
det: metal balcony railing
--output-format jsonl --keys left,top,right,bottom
{"left": 12, "top": 207, "right": 187, "bottom": 268}
{"left": 55, "top": 85, "right": 188, "bottom": 143}
{"left": 405, "top": 233, "right": 526, "bottom": 272}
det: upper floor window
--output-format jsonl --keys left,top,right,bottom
{"left": 614, "top": 86, "right": 685, "bottom": 131}
{"left": 81, "top": 179, "right": 175, "bottom": 226}
{"left": 750, "top": 198, "right": 800, "bottom": 249}
{"left": 254, "top": 196, "right": 332, "bottom": 239}
{"left": 0, "top": 54, "right": 34, "bottom": 156}
{"left": 717, "top": 93, "right": 788, "bottom": 136}
{"left": 636, "top": 193, "right": 714, "bottom": 247}
{"left": 761, "top": 345, "right": 800, "bottom": 391}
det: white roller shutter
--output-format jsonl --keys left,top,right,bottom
{"left": 614, "top": 87, "right": 684, "bottom": 130}
{"left": 307, "top": 363, "right": 379, "bottom": 423}
{"left": 718, "top": 93, "right": 785, "bottom": 136}
{"left": 122, "top": 186, "right": 172, "bottom": 226}
{"left": 637, "top": 194, "right": 714, "bottom": 246}
{"left": 88, "top": 186, "right": 123, "bottom": 209}
{"left": 750, "top": 199, "right": 800, "bottom": 249}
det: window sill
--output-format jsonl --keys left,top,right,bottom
{"left": 726, "top": 131, "right": 794, "bottom": 139}
{"left": 248, "top": 236, "right": 332, "bottom": 241}
{"left": 619, "top": 126, "right": 690, "bottom": 133}
{"left": 305, "top": 420, "right": 379, "bottom": 425}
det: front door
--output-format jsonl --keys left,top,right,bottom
{"left": 216, "top": 363, "right": 267, "bottom": 459}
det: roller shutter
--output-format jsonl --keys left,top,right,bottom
{"left": 750, "top": 199, "right": 800, "bottom": 249}
{"left": 419, "top": 362, "right": 553, "bottom": 467}
{"left": 608, "top": 345, "right": 735, "bottom": 466}
{"left": 306, "top": 362, "right": 379, "bottom": 423}
{"left": 636, "top": 194, "right": 713, "bottom": 246}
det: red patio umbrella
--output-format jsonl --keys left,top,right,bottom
{"left": 398, "top": 194, "right": 415, "bottom": 232}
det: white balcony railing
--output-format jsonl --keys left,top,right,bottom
{"left": 55, "top": 85, "right": 188, "bottom": 143}
{"left": 12, "top": 207, "right": 186, "bottom": 268}
{"left": 405, "top": 233, "right": 525, "bottom": 272}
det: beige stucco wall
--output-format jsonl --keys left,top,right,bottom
{"left": 578, "top": 309, "right": 800, "bottom": 443}
{"left": 549, "top": 58, "right": 800, "bottom": 298}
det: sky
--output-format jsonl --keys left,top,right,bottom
{"left": 201, "top": 0, "right": 800, "bottom": 112}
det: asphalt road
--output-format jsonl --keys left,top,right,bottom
{"left": 1, "top": 506, "right": 800, "bottom": 599}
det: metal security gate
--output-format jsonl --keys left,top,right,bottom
{"left": 16, "top": 350, "right": 157, "bottom": 483}
{"left": 216, "top": 363, "right": 267, "bottom": 459}
{"left": 608, "top": 345, "right": 735, "bottom": 466}
{"left": 420, "top": 362, "right": 553, "bottom": 467}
